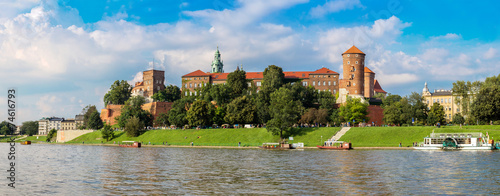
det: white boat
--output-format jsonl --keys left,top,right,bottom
{"left": 414, "top": 131, "right": 495, "bottom": 150}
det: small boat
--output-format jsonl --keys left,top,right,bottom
{"left": 317, "top": 141, "right": 352, "bottom": 150}
{"left": 414, "top": 131, "right": 495, "bottom": 150}
{"left": 119, "top": 141, "right": 141, "bottom": 148}
{"left": 260, "top": 143, "right": 296, "bottom": 149}
{"left": 20, "top": 141, "right": 31, "bottom": 145}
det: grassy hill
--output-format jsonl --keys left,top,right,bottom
{"left": 67, "top": 127, "right": 342, "bottom": 147}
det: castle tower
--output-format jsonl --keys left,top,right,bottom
{"left": 142, "top": 69, "right": 165, "bottom": 97}
{"left": 364, "top": 67, "right": 375, "bottom": 98}
{"left": 211, "top": 47, "right": 224, "bottom": 73}
{"left": 342, "top": 45, "right": 365, "bottom": 98}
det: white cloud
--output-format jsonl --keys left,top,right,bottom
{"left": 310, "top": 0, "right": 363, "bottom": 18}
{"left": 431, "top": 33, "right": 462, "bottom": 40}
{"left": 484, "top": 47, "right": 497, "bottom": 59}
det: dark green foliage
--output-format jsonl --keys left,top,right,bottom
{"left": 452, "top": 113, "right": 465, "bottom": 125}
{"left": 117, "top": 96, "right": 153, "bottom": 128}
{"left": 0, "top": 121, "right": 15, "bottom": 135}
{"left": 124, "top": 116, "right": 144, "bottom": 137}
{"left": 168, "top": 97, "right": 195, "bottom": 127}
{"left": 318, "top": 91, "right": 336, "bottom": 115}
{"left": 330, "top": 109, "right": 341, "bottom": 126}
{"left": 81, "top": 105, "right": 97, "bottom": 129}
{"left": 382, "top": 94, "right": 402, "bottom": 107}
{"left": 428, "top": 103, "right": 445, "bottom": 125}
{"left": 154, "top": 113, "right": 169, "bottom": 127}
{"left": 256, "top": 65, "right": 286, "bottom": 124}
{"left": 227, "top": 69, "right": 248, "bottom": 97}
{"left": 88, "top": 111, "right": 104, "bottom": 130}
{"left": 152, "top": 85, "right": 181, "bottom": 102}
{"left": 470, "top": 85, "right": 500, "bottom": 123}
{"left": 101, "top": 124, "right": 114, "bottom": 141}
{"left": 20, "top": 121, "right": 39, "bottom": 136}
{"left": 383, "top": 92, "right": 428, "bottom": 125}
{"left": 299, "top": 108, "right": 329, "bottom": 125}
{"left": 284, "top": 82, "right": 318, "bottom": 109}
{"left": 103, "top": 80, "right": 132, "bottom": 106}
{"left": 212, "top": 106, "right": 226, "bottom": 126}
{"left": 46, "top": 129, "right": 57, "bottom": 142}
{"left": 408, "top": 92, "right": 428, "bottom": 124}
{"left": 266, "top": 87, "right": 304, "bottom": 139}
{"left": 186, "top": 100, "right": 213, "bottom": 127}
{"left": 338, "top": 98, "right": 369, "bottom": 124}
{"left": 224, "top": 96, "right": 255, "bottom": 124}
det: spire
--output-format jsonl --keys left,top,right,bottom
{"left": 423, "top": 82, "right": 429, "bottom": 93}
{"left": 210, "top": 46, "right": 224, "bottom": 73}
{"left": 343, "top": 45, "right": 365, "bottom": 54}
{"left": 236, "top": 66, "right": 240, "bottom": 71}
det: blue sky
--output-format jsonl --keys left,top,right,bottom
{"left": 1, "top": 0, "right": 499, "bottom": 123}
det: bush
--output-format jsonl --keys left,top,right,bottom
{"left": 46, "top": 129, "right": 57, "bottom": 142}
{"left": 101, "top": 124, "right": 114, "bottom": 141}
{"left": 124, "top": 116, "right": 144, "bottom": 137}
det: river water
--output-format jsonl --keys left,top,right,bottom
{"left": 1, "top": 143, "right": 499, "bottom": 195}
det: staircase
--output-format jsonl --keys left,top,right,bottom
{"left": 330, "top": 127, "right": 351, "bottom": 141}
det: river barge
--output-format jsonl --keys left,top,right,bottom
{"left": 20, "top": 141, "right": 31, "bottom": 145}
{"left": 317, "top": 141, "right": 352, "bottom": 150}
{"left": 260, "top": 143, "right": 297, "bottom": 149}
{"left": 414, "top": 132, "right": 495, "bottom": 150}
{"left": 119, "top": 141, "right": 141, "bottom": 148}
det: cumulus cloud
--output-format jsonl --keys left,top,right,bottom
{"left": 431, "top": 33, "right": 462, "bottom": 40}
{"left": 484, "top": 47, "right": 497, "bottom": 59}
{"left": 310, "top": 0, "right": 363, "bottom": 18}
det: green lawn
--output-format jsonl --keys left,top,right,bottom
{"left": 340, "top": 125, "right": 500, "bottom": 147}
{"left": 0, "top": 136, "right": 21, "bottom": 142}
{"left": 67, "top": 127, "right": 342, "bottom": 147}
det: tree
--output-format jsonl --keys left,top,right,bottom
{"left": 117, "top": 96, "right": 153, "bottom": 128}
{"left": 330, "top": 109, "right": 341, "bottom": 126}
{"left": 383, "top": 102, "right": 402, "bottom": 125}
{"left": 101, "top": 124, "right": 114, "bottom": 142}
{"left": 408, "top": 92, "right": 428, "bottom": 124}
{"left": 168, "top": 97, "right": 195, "bottom": 127}
{"left": 209, "top": 84, "right": 232, "bottom": 106}
{"left": 124, "top": 116, "right": 144, "bottom": 137}
{"left": 318, "top": 91, "right": 336, "bottom": 115}
{"left": 266, "top": 87, "right": 304, "bottom": 140}
{"left": 452, "top": 113, "right": 465, "bottom": 125}
{"left": 0, "top": 121, "right": 15, "bottom": 135}
{"left": 382, "top": 94, "right": 402, "bottom": 107}
{"left": 103, "top": 80, "right": 132, "bottom": 106}
{"left": 224, "top": 96, "right": 255, "bottom": 125}
{"left": 452, "top": 80, "right": 481, "bottom": 121}
{"left": 154, "top": 113, "right": 170, "bottom": 127}
{"left": 227, "top": 68, "right": 247, "bottom": 97}
{"left": 20, "top": 121, "right": 39, "bottom": 136}
{"left": 81, "top": 105, "right": 97, "bottom": 129}
{"left": 299, "top": 108, "right": 329, "bottom": 125}
{"left": 399, "top": 98, "right": 413, "bottom": 125}
{"left": 338, "top": 98, "right": 369, "bottom": 125}
{"left": 1, "top": 126, "right": 10, "bottom": 136}
{"left": 470, "top": 85, "right": 500, "bottom": 124}
{"left": 284, "top": 82, "right": 317, "bottom": 109}
{"left": 256, "top": 65, "right": 286, "bottom": 124}
{"left": 428, "top": 102, "right": 445, "bottom": 125}
{"left": 212, "top": 106, "right": 226, "bottom": 126}
{"left": 88, "top": 111, "right": 104, "bottom": 130}
{"left": 46, "top": 128, "right": 57, "bottom": 142}
{"left": 186, "top": 100, "right": 213, "bottom": 127}
{"left": 152, "top": 85, "right": 181, "bottom": 102}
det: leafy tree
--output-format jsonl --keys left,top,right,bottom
{"left": 209, "top": 84, "right": 232, "bottom": 106}
{"left": 103, "top": 80, "right": 132, "bottom": 106}
{"left": 0, "top": 121, "right": 15, "bottom": 135}
{"left": 330, "top": 109, "right": 342, "bottom": 126}
{"left": 399, "top": 98, "right": 413, "bottom": 125}
{"left": 46, "top": 128, "right": 57, "bottom": 142}
{"left": 20, "top": 121, "right": 39, "bottom": 136}
{"left": 1, "top": 126, "right": 10, "bottom": 136}
{"left": 338, "top": 98, "right": 369, "bottom": 125}
{"left": 88, "top": 111, "right": 104, "bottom": 130}
{"left": 374, "top": 92, "right": 386, "bottom": 100}
{"left": 452, "top": 113, "right": 465, "bottom": 125}
{"left": 256, "top": 65, "right": 286, "bottom": 124}
{"left": 299, "top": 108, "right": 329, "bottom": 125}
{"left": 452, "top": 80, "right": 482, "bottom": 120}
{"left": 101, "top": 124, "right": 114, "bottom": 142}
{"left": 382, "top": 94, "right": 402, "bottom": 107}
{"left": 284, "top": 82, "right": 317, "bottom": 109}
{"left": 227, "top": 68, "right": 247, "bottom": 97}
{"left": 224, "top": 96, "right": 255, "bottom": 125}
{"left": 428, "top": 102, "right": 445, "bottom": 125}
{"left": 186, "top": 100, "right": 213, "bottom": 127}
{"left": 318, "top": 91, "right": 336, "bottom": 115}
{"left": 81, "top": 105, "right": 97, "bottom": 129}
{"left": 470, "top": 85, "right": 500, "bottom": 124}
{"left": 266, "top": 87, "right": 304, "bottom": 140}
{"left": 408, "top": 92, "right": 428, "bottom": 124}
{"left": 117, "top": 96, "right": 153, "bottom": 128}
{"left": 212, "top": 106, "right": 226, "bottom": 126}
{"left": 168, "top": 97, "right": 195, "bottom": 127}
{"left": 383, "top": 102, "right": 402, "bottom": 125}
{"left": 152, "top": 85, "right": 181, "bottom": 102}
{"left": 154, "top": 113, "right": 170, "bottom": 127}
{"left": 124, "top": 116, "right": 144, "bottom": 137}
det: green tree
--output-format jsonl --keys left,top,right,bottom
{"left": 470, "top": 85, "right": 500, "bottom": 124}
{"left": 101, "top": 124, "right": 114, "bottom": 142}
{"left": 186, "top": 100, "right": 213, "bottom": 127}
{"left": 117, "top": 96, "right": 153, "bottom": 128}
{"left": 452, "top": 113, "right": 465, "bottom": 125}
{"left": 284, "top": 82, "right": 317, "bottom": 109}
{"left": 227, "top": 68, "right": 248, "bottom": 97}
{"left": 266, "top": 87, "right": 304, "bottom": 140}
{"left": 154, "top": 113, "right": 170, "bottom": 127}
{"left": 299, "top": 108, "right": 317, "bottom": 125}
{"left": 20, "top": 121, "right": 39, "bottom": 136}
{"left": 124, "top": 116, "right": 144, "bottom": 137}
{"left": 256, "top": 65, "right": 286, "bottom": 124}
{"left": 383, "top": 103, "right": 402, "bottom": 125}
{"left": 168, "top": 97, "right": 195, "bottom": 127}
{"left": 152, "top": 85, "right": 181, "bottom": 102}
{"left": 318, "top": 91, "right": 336, "bottom": 115}
{"left": 224, "top": 96, "right": 255, "bottom": 125}
{"left": 0, "top": 121, "right": 15, "bottom": 135}
{"left": 81, "top": 105, "right": 97, "bottom": 129}
{"left": 212, "top": 106, "right": 226, "bottom": 126}
{"left": 330, "top": 109, "right": 342, "bottom": 126}
{"left": 103, "top": 80, "right": 132, "bottom": 106}
{"left": 209, "top": 84, "right": 232, "bottom": 106}
{"left": 408, "top": 92, "right": 428, "bottom": 124}
{"left": 46, "top": 128, "right": 57, "bottom": 142}
{"left": 1, "top": 126, "right": 10, "bottom": 136}
{"left": 428, "top": 102, "right": 445, "bottom": 125}
{"left": 382, "top": 94, "right": 402, "bottom": 107}
{"left": 338, "top": 98, "right": 369, "bottom": 125}
{"left": 88, "top": 111, "right": 104, "bottom": 130}
{"left": 452, "top": 80, "right": 482, "bottom": 121}
{"left": 399, "top": 98, "right": 413, "bottom": 125}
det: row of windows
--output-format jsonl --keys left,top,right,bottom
{"left": 187, "top": 77, "right": 208, "bottom": 80}
{"left": 346, "top": 54, "right": 360, "bottom": 57}
{"left": 185, "top": 83, "right": 208, "bottom": 88}
{"left": 312, "top": 75, "right": 337, "bottom": 78}
{"left": 308, "top": 81, "right": 337, "bottom": 86}
{"left": 433, "top": 98, "right": 452, "bottom": 104}
{"left": 346, "top": 61, "right": 362, "bottom": 65}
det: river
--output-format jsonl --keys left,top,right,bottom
{"left": 1, "top": 143, "right": 499, "bottom": 195}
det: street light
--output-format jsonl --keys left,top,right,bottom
{"left": 321, "top": 136, "right": 323, "bottom": 145}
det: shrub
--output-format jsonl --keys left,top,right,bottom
{"left": 124, "top": 116, "right": 145, "bottom": 137}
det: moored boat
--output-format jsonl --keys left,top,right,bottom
{"left": 20, "top": 141, "right": 31, "bottom": 145}
{"left": 414, "top": 132, "right": 495, "bottom": 150}
{"left": 317, "top": 141, "right": 352, "bottom": 150}
{"left": 119, "top": 141, "right": 141, "bottom": 148}
{"left": 260, "top": 143, "right": 296, "bottom": 149}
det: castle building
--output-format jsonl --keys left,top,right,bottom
{"left": 422, "top": 82, "right": 459, "bottom": 122}
{"left": 182, "top": 46, "right": 386, "bottom": 99}
{"left": 131, "top": 69, "right": 165, "bottom": 102}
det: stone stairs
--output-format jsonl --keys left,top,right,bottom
{"left": 330, "top": 127, "right": 351, "bottom": 141}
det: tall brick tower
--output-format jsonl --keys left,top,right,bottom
{"left": 364, "top": 67, "right": 375, "bottom": 98}
{"left": 342, "top": 45, "right": 365, "bottom": 98}
{"left": 142, "top": 69, "right": 165, "bottom": 97}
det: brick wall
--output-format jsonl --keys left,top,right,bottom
{"left": 100, "top": 102, "right": 173, "bottom": 126}
{"left": 366, "top": 105, "right": 384, "bottom": 126}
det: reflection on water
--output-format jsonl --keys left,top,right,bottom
{"left": 1, "top": 143, "right": 499, "bottom": 195}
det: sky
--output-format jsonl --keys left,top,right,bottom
{"left": 1, "top": 0, "right": 499, "bottom": 124}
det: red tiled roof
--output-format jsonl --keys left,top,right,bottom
{"left": 183, "top": 70, "right": 210, "bottom": 77}
{"left": 343, "top": 45, "right": 365, "bottom": 54}
{"left": 374, "top": 80, "right": 387, "bottom": 94}
{"left": 210, "top": 73, "right": 229, "bottom": 80}
{"left": 310, "top": 67, "right": 339, "bottom": 75}
{"left": 283, "top": 71, "right": 311, "bottom": 79}
{"left": 364, "top": 67, "right": 374, "bottom": 73}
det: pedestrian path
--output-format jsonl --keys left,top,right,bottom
{"left": 330, "top": 127, "right": 351, "bottom": 141}
{"left": 14, "top": 135, "right": 28, "bottom": 141}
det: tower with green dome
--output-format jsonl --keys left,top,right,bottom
{"left": 211, "top": 46, "right": 224, "bottom": 73}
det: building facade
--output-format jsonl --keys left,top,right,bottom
{"left": 61, "top": 119, "right": 76, "bottom": 130}
{"left": 422, "top": 82, "right": 459, "bottom": 122}
{"left": 131, "top": 69, "right": 165, "bottom": 101}
{"left": 38, "top": 117, "right": 64, "bottom": 135}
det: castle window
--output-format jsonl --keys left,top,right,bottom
{"left": 257, "top": 82, "right": 261, "bottom": 86}
{"left": 190, "top": 92, "right": 192, "bottom": 96}
{"left": 347, "top": 54, "right": 350, "bottom": 57}
{"left": 353, "top": 83, "right": 356, "bottom": 86}
{"left": 356, "top": 54, "right": 358, "bottom": 57}
{"left": 157, "top": 86, "right": 160, "bottom": 91}
{"left": 334, "top": 81, "right": 336, "bottom": 85}
{"left": 449, "top": 98, "right": 451, "bottom": 103}
{"left": 185, "top": 91, "right": 187, "bottom": 96}
{"left": 323, "top": 75, "right": 326, "bottom": 78}
{"left": 318, "top": 81, "right": 320, "bottom": 86}
{"left": 194, "top": 78, "right": 197, "bottom": 80}
{"left": 347, "top": 61, "right": 350, "bottom": 64}
{"left": 441, "top": 99, "right": 443, "bottom": 103}
{"left": 355, "top": 90, "right": 357, "bottom": 93}
{"left": 185, "top": 84, "right": 187, "bottom": 88}
{"left": 194, "top": 91, "right": 197, "bottom": 96}
{"left": 334, "top": 90, "right": 336, "bottom": 93}
{"left": 302, "top": 82, "right": 307, "bottom": 86}
{"left": 323, "top": 81, "right": 326, "bottom": 85}
{"left": 313, "top": 81, "right": 316, "bottom": 86}
{"left": 313, "top": 75, "right": 316, "bottom": 78}
{"left": 328, "top": 81, "right": 331, "bottom": 86}
{"left": 147, "top": 87, "right": 150, "bottom": 91}
{"left": 189, "top": 83, "right": 192, "bottom": 88}
{"left": 356, "top": 61, "right": 358, "bottom": 64}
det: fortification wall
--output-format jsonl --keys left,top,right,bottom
{"left": 57, "top": 129, "right": 94, "bottom": 143}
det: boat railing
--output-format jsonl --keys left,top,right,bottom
{"left": 430, "top": 132, "right": 482, "bottom": 138}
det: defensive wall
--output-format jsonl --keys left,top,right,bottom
{"left": 57, "top": 129, "right": 94, "bottom": 143}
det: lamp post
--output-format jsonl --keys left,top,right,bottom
{"left": 321, "top": 136, "right": 323, "bottom": 145}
